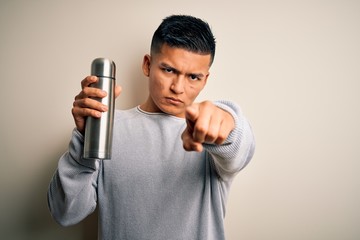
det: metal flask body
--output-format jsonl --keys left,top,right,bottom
{"left": 83, "top": 58, "right": 116, "bottom": 160}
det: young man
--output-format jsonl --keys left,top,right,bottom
{"left": 48, "top": 15, "right": 255, "bottom": 240}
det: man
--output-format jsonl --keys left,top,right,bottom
{"left": 48, "top": 15, "right": 255, "bottom": 240}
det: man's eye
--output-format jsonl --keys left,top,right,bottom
{"left": 189, "top": 75, "right": 200, "bottom": 81}
{"left": 163, "top": 67, "right": 173, "bottom": 73}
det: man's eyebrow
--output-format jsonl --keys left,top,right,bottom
{"left": 188, "top": 72, "right": 205, "bottom": 79}
{"left": 159, "top": 62, "right": 174, "bottom": 69}
{"left": 160, "top": 62, "right": 205, "bottom": 78}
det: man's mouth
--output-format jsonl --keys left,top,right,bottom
{"left": 166, "top": 97, "right": 183, "bottom": 104}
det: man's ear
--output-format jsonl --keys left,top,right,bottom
{"left": 142, "top": 54, "right": 151, "bottom": 77}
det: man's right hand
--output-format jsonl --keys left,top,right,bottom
{"left": 71, "top": 76, "right": 122, "bottom": 134}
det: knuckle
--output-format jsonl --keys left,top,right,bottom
{"left": 216, "top": 133, "right": 227, "bottom": 144}
{"left": 72, "top": 106, "right": 84, "bottom": 118}
{"left": 201, "top": 100, "right": 213, "bottom": 109}
{"left": 79, "top": 98, "right": 89, "bottom": 108}
{"left": 201, "top": 100, "right": 210, "bottom": 105}
{"left": 82, "top": 97, "right": 98, "bottom": 108}
{"left": 195, "top": 125, "right": 207, "bottom": 135}
{"left": 82, "top": 87, "right": 91, "bottom": 95}
{"left": 82, "top": 97, "right": 91, "bottom": 106}
{"left": 74, "top": 90, "right": 84, "bottom": 100}
{"left": 82, "top": 76, "right": 97, "bottom": 88}
{"left": 206, "top": 131, "right": 217, "bottom": 141}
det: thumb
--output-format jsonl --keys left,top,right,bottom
{"left": 114, "top": 85, "right": 122, "bottom": 98}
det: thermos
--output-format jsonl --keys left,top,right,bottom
{"left": 83, "top": 58, "right": 116, "bottom": 160}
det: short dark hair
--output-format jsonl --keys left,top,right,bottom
{"left": 150, "top": 15, "right": 216, "bottom": 65}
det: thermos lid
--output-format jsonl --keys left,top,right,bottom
{"left": 91, "top": 58, "right": 116, "bottom": 79}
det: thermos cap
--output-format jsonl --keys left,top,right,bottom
{"left": 91, "top": 58, "right": 116, "bottom": 79}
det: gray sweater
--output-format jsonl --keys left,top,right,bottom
{"left": 48, "top": 101, "right": 255, "bottom": 240}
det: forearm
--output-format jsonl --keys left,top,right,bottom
{"left": 47, "top": 129, "right": 99, "bottom": 226}
{"left": 204, "top": 100, "right": 255, "bottom": 180}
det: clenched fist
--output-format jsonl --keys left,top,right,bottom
{"left": 181, "top": 101, "right": 235, "bottom": 152}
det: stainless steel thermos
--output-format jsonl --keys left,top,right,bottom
{"left": 83, "top": 58, "right": 116, "bottom": 160}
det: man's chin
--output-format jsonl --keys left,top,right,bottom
{"left": 160, "top": 106, "right": 186, "bottom": 118}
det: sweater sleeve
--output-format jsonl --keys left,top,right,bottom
{"left": 203, "top": 100, "right": 255, "bottom": 181}
{"left": 47, "top": 129, "right": 99, "bottom": 226}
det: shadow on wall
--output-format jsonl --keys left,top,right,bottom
{"left": 24, "top": 143, "right": 83, "bottom": 240}
{"left": 115, "top": 54, "right": 149, "bottom": 111}
{"left": 83, "top": 209, "right": 99, "bottom": 240}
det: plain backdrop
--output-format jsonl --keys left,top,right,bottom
{"left": 1, "top": 0, "right": 359, "bottom": 239}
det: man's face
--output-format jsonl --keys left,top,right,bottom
{"left": 141, "top": 44, "right": 211, "bottom": 118}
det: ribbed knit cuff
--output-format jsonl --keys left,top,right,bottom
{"left": 203, "top": 100, "right": 244, "bottom": 159}
{"left": 70, "top": 128, "right": 98, "bottom": 170}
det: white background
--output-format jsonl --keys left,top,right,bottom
{"left": 1, "top": 0, "right": 359, "bottom": 239}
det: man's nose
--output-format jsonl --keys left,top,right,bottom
{"left": 170, "top": 76, "right": 185, "bottom": 94}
